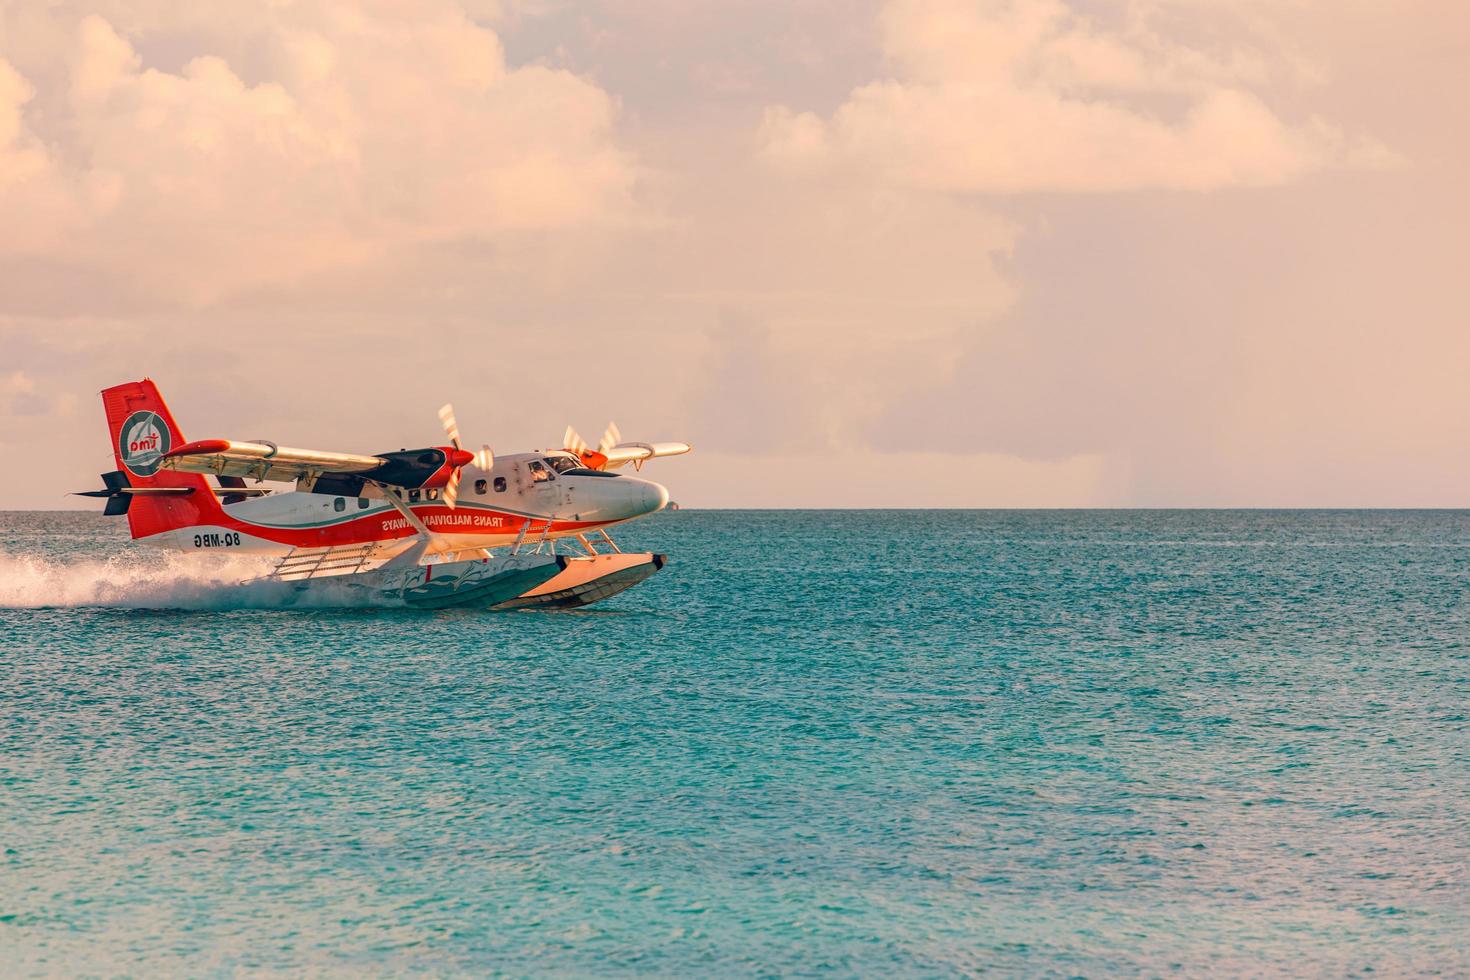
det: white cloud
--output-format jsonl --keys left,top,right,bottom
{"left": 760, "top": 0, "right": 1385, "bottom": 193}
{"left": 1, "top": 0, "right": 1450, "bottom": 509}
{"left": 0, "top": 58, "right": 90, "bottom": 255}
{"left": 0, "top": 3, "right": 638, "bottom": 304}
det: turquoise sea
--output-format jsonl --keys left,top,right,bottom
{"left": 1, "top": 510, "right": 1467, "bottom": 975}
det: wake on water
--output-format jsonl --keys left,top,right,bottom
{"left": 0, "top": 550, "right": 398, "bottom": 610}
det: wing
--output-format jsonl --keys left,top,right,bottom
{"left": 602, "top": 441, "right": 692, "bottom": 469}
{"left": 162, "top": 439, "right": 385, "bottom": 483}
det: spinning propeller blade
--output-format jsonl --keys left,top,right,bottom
{"left": 598, "top": 421, "right": 621, "bottom": 455}
{"left": 436, "top": 403, "right": 491, "bottom": 509}
{"left": 563, "top": 425, "right": 588, "bottom": 455}
{"left": 438, "top": 404, "right": 462, "bottom": 449}
{"left": 562, "top": 419, "right": 687, "bottom": 471}
{"left": 443, "top": 467, "right": 461, "bottom": 509}
{"left": 561, "top": 421, "right": 620, "bottom": 469}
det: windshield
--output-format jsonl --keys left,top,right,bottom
{"left": 545, "top": 455, "right": 581, "bottom": 474}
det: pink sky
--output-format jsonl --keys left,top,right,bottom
{"left": 1, "top": 0, "right": 1466, "bottom": 507}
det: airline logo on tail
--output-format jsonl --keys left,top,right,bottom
{"left": 119, "top": 410, "right": 170, "bottom": 476}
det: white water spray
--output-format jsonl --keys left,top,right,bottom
{"left": 0, "top": 550, "right": 394, "bottom": 610}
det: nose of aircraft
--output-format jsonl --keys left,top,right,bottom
{"left": 577, "top": 473, "right": 670, "bottom": 521}
{"left": 621, "top": 476, "right": 667, "bottom": 515}
{"left": 645, "top": 480, "right": 670, "bottom": 513}
{"left": 620, "top": 476, "right": 669, "bottom": 517}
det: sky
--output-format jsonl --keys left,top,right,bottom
{"left": 1, "top": 0, "right": 1466, "bottom": 508}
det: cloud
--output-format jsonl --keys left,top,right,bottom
{"left": 0, "top": 58, "right": 89, "bottom": 256}
{"left": 0, "top": 368, "right": 56, "bottom": 422}
{"left": 1, "top": 0, "right": 1454, "bottom": 508}
{"left": 0, "top": 4, "right": 638, "bottom": 305}
{"left": 760, "top": 0, "right": 1387, "bottom": 193}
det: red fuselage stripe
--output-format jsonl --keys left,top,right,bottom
{"left": 172, "top": 506, "right": 608, "bottom": 548}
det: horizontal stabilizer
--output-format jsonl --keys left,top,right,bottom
{"left": 76, "top": 486, "right": 262, "bottom": 498}
{"left": 72, "top": 469, "right": 201, "bottom": 515}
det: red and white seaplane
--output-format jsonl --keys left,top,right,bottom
{"left": 78, "top": 379, "right": 690, "bottom": 609}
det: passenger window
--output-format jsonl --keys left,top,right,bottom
{"left": 494, "top": 477, "right": 507, "bottom": 492}
{"left": 474, "top": 479, "right": 487, "bottom": 495}
{"left": 409, "top": 489, "right": 421, "bottom": 503}
{"left": 358, "top": 498, "right": 369, "bottom": 509}
{"left": 427, "top": 488, "right": 439, "bottom": 501}
{"left": 333, "top": 497, "right": 345, "bottom": 512}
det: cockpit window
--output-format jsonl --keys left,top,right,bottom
{"left": 528, "top": 461, "right": 551, "bottom": 483}
{"left": 546, "top": 455, "right": 580, "bottom": 474}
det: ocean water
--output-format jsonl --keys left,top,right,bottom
{"left": 1, "top": 509, "right": 1467, "bottom": 976}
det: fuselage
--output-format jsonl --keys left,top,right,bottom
{"left": 144, "top": 450, "right": 669, "bottom": 556}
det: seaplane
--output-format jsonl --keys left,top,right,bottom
{"left": 76, "top": 379, "right": 690, "bottom": 609}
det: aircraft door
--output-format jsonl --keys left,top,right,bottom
{"left": 524, "top": 459, "right": 562, "bottom": 515}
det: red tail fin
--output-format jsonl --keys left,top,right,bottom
{"left": 101, "top": 379, "right": 225, "bottom": 540}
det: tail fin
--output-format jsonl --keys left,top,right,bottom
{"left": 101, "top": 379, "right": 225, "bottom": 541}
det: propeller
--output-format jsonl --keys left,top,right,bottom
{"left": 560, "top": 420, "right": 689, "bottom": 473}
{"left": 438, "top": 403, "right": 494, "bottom": 508}
{"left": 562, "top": 421, "right": 622, "bottom": 470}
{"left": 598, "top": 421, "right": 621, "bottom": 455}
{"left": 563, "top": 425, "right": 588, "bottom": 456}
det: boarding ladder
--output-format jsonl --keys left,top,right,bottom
{"left": 269, "top": 543, "right": 379, "bottom": 581}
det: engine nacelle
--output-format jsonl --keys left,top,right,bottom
{"left": 367, "top": 446, "right": 473, "bottom": 490}
{"left": 575, "top": 449, "right": 610, "bottom": 470}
